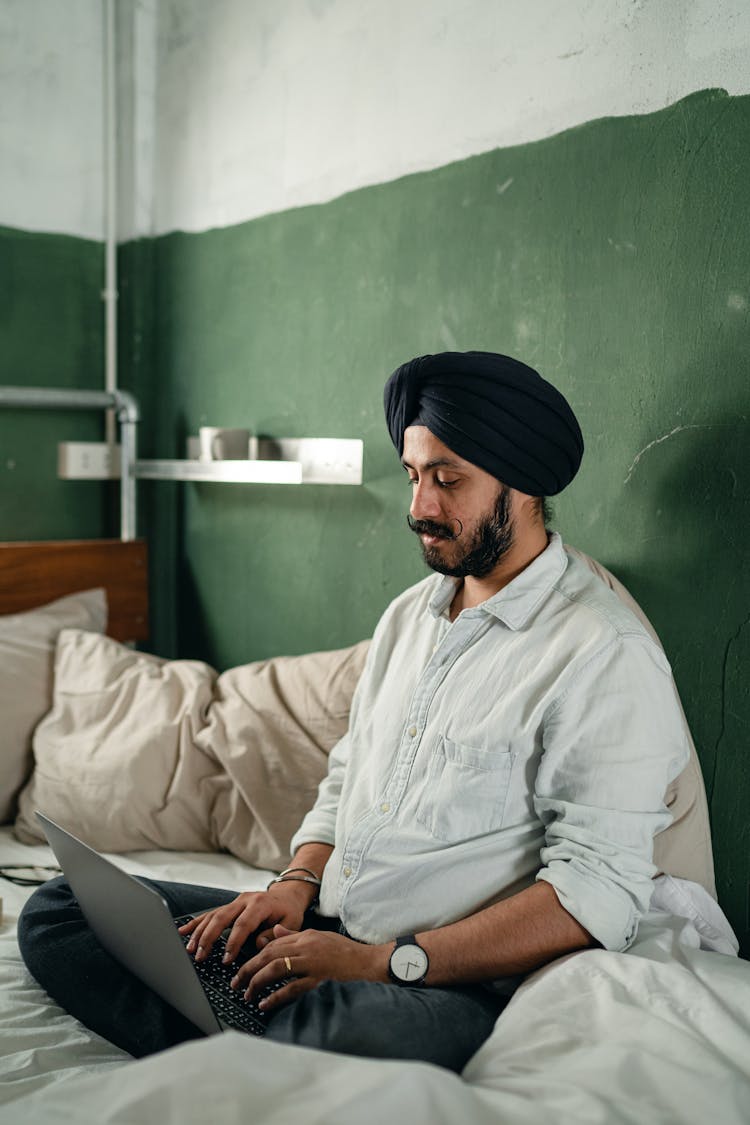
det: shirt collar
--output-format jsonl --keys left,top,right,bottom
{"left": 427, "top": 532, "right": 568, "bottom": 630}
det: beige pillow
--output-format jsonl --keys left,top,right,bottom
{"left": 202, "top": 641, "right": 370, "bottom": 871}
{"left": 14, "top": 629, "right": 219, "bottom": 851}
{"left": 14, "top": 628, "right": 370, "bottom": 871}
{"left": 0, "top": 589, "right": 107, "bottom": 824}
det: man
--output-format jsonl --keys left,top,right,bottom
{"left": 19, "top": 351, "right": 689, "bottom": 1072}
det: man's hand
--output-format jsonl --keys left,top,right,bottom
{"left": 179, "top": 842, "right": 333, "bottom": 963}
{"left": 231, "top": 924, "right": 390, "bottom": 1013}
{"left": 177, "top": 882, "right": 314, "bottom": 964}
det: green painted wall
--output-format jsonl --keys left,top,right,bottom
{"left": 0, "top": 226, "right": 110, "bottom": 541}
{"left": 123, "top": 89, "right": 749, "bottom": 953}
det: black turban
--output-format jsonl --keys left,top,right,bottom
{"left": 383, "top": 351, "right": 583, "bottom": 496}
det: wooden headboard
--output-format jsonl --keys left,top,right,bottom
{"left": 0, "top": 539, "right": 149, "bottom": 642}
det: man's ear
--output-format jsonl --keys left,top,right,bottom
{"left": 513, "top": 489, "right": 550, "bottom": 530}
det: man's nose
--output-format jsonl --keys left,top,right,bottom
{"left": 410, "top": 482, "right": 444, "bottom": 522}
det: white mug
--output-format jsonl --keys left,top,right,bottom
{"left": 198, "top": 427, "right": 251, "bottom": 461}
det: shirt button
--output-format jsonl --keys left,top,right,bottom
{"left": 380, "top": 802, "right": 390, "bottom": 813}
{"left": 343, "top": 866, "right": 352, "bottom": 877}
{"left": 408, "top": 725, "right": 418, "bottom": 737}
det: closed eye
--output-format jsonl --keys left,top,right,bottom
{"left": 406, "top": 475, "right": 459, "bottom": 489}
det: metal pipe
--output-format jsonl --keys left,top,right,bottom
{"left": 103, "top": 0, "right": 118, "bottom": 445}
{"left": 0, "top": 386, "right": 122, "bottom": 413}
{"left": 0, "top": 385, "right": 139, "bottom": 541}
{"left": 111, "top": 389, "right": 140, "bottom": 424}
{"left": 119, "top": 420, "right": 137, "bottom": 540}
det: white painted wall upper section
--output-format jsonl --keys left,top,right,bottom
{"left": 149, "top": 0, "right": 750, "bottom": 237}
{"left": 116, "top": 0, "right": 158, "bottom": 243}
{"left": 2, "top": 0, "right": 750, "bottom": 240}
{"left": 0, "top": 0, "right": 104, "bottom": 240}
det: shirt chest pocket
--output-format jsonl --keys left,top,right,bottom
{"left": 416, "top": 736, "right": 514, "bottom": 844}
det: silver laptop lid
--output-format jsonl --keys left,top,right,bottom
{"left": 36, "top": 812, "right": 221, "bottom": 1037}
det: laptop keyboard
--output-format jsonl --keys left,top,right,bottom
{"left": 174, "top": 915, "right": 290, "bottom": 1036}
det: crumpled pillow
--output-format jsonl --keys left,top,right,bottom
{"left": 199, "top": 642, "right": 370, "bottom": 870}
{"left": 0, "top": 589, "right": 107, "bottom": 824}
{"left": 14, "top": 628, "right": 369, "bottom": 871}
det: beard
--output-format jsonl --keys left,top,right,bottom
{"left": 407, "top": 486, "right": 514, "bottom": 578}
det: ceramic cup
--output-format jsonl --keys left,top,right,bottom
{"left": 198, "top": 427, "right": 251, "bottom": 461}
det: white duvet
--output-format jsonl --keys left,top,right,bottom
{"left": 1, "top": 827, "right": 749, "bottom": 1125}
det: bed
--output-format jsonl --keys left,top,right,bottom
{"left": 1, "top": 538, "right": 749, "bottom": 1124}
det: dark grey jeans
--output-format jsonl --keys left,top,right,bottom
{"left": 18, "top": 876, "right": 516, "bottom": 1072}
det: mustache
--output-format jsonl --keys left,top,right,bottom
{"left": 407, "top": 514, "right": 463, "bottom": 540}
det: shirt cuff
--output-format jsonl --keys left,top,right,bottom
{"left": 290, "top": 808, "right": 337, "bottom": 855}
{"left": 536, "top": 862, "right": 650, "bottom": 952}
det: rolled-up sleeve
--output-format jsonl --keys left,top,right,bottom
{"left": 534, "top": 633, "right": 690, "bottom": 951}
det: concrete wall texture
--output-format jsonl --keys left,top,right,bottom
{"left": 1, "top": 1, "right": 749, "bottom": 953}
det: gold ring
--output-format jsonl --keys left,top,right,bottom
{"left": 284, "top": 956, "right": 292, "bottom": 973}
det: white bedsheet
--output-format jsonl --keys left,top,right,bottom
{"left": 0, "top": 826, "right": 273, "bottom": 1107}
{"left": 2, "top": 826, "right": 750, "bottom": 1124}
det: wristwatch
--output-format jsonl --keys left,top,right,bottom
{"left": 388, "top": 935, "right": 429, "bottom": 986}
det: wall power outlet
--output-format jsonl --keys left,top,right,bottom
{"left": 58, "top": 442, "right": 121, "bottom": 479}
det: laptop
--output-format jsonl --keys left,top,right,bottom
{"left": 37, "top": 812, "right": 286, "bottom": 1037}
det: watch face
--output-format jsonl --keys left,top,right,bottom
{"left": 390, "top": 942, "right": 429, "bottom": 982}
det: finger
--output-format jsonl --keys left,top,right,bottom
{"left": 257, "top": 916, "right": 301, "bottom": 948}
{"left": 256, "top": 975, "right": 314, "bottom": 1013}
{"left": 230, "top": 944, "right": 274, "bottom": 989}
{"left": 184, "top": 896, "right": 267, "bottom": 959}
{"left": 233, "top": 927, "right": 310, "bottom": 985}
{"left": 230, "top": 937, "right": 295, "bottom": 989}
{"left": 239, "top": 955, "right": 298, "bottom": 1002}
{"left": 223, "top": 903, "right": 278, "bottom": 964}
{"left": 184, "top": 912, "right": 217, "bottom": 953}
{"left": 188, "top": 914, "right": 227, "bottom": 958}
{"left": 191, "top": 905, "right": 245, "bottom": 960}
{"left": 180, "top": 913, "right": 219, "bottom": 952}
{"left": 177, "top": 915, "right": 202, "bottom": 934}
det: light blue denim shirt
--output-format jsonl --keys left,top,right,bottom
{"left": 292, "top": 533, "right": 690, "bottom": 952}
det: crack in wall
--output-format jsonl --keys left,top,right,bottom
{"left": 623, "top": 424, "right": 708, "bottom": 484}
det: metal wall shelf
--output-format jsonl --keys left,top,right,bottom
{"left": 134, "top": 458, "right": 303, "bottom": 485}
{"left": 56, "top": 437, "right": 363, "bottom": 486}
{"left": 0, "top": 386, "right": 365, "bottom": 543}
{"left": 180, "top": 436, "right": 363, "bottom": 485}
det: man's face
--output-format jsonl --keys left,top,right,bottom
{"left": 401, "top": 426, "right": 515, "bottom": 579}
